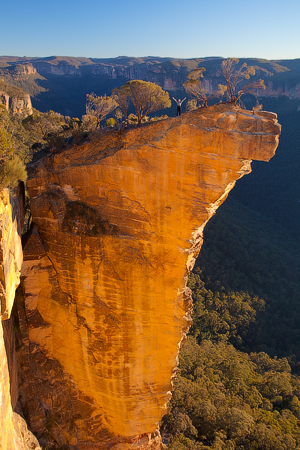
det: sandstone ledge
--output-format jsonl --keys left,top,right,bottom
{"left": 19, "top": 104, "right": 280, "bottom": 449}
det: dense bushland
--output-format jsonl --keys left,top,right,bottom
{"left": 162, "top": 98, "right": 300, "bottom": 449}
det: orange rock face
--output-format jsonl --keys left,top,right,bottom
{"left": 20, "top": 105, "right": 280, "bottom": 449}
{"left": 0, "top": 189, "right": 24, "bottom": 319}
{"left": 0, "top": 188, "right": 41, "bottom": 450}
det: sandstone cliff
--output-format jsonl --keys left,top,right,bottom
{"left": 0, "top": 187, "right": 41, "bottom": 450}
{"left": 0, "top": 81, "right": 32, "bottom": 116}
{"left": 0, "top": 188, "right": 24, "bottom": 321}
{"left": 16, "top": 104, "right": 280, "bottom": 449}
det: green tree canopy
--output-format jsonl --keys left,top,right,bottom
{"left": 22, "top": 110, "right": 66, "bottom": 150}
{"left": 0, "top": 105, "right": 14, "bottom": 164}
{"left": 0, "top": 105, "right": 27, "bottom": 189}
{"left": 116, "top": 80, "right": 171, "bottom": 124}
{"left": 162, "top": 337, "right": 300, "bottom": 450}
{"left": 112, "top": 84, "right": 131, "bottom": 123}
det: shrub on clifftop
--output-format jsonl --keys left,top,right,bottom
{"left": 85, "top": 94, "right": 118, "bottom": 128}
{"left": 114, "top": 80, "right": 171, "bottom": 124}
{"left": 0, "top": 154, "right": 27, "bottom": 189}
{"left": 0, "top": 105, "right": 27, "bottom": 189}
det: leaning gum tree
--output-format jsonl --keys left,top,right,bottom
{"left": 220, "top": 58, "right": 265, "bottom": 105}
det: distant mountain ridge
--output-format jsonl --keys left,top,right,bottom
{"left": 1, "top": 55, "right": 300, "bottom": 117}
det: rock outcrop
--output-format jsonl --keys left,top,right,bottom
{"left": 0, "top": 187, "right": 41, "bottom": 450}
{"left": 0, "top": 81, "right": 32, "bottom": 116}
{"left": 13, "top": 63, "right": 37, "bottom": 76}
{"left": 17, "top": 105, "right": 280, "bottom": 449}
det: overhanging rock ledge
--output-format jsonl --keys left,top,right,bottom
{"left": 18, "top": 104, "right": 280, "bottom": 449}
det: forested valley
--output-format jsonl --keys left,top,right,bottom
{"left": 161, "top": 98, "right": 300, "bottom": 449}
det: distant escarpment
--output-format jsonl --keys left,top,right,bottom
{"left": 17, "top": 104, "right": 280, "bottom": 449}
{"left": 0, "top": 80, "right": 32, "bottom": 115}
{"left": 1, "top": 56, "right": 300, "bottom": 117}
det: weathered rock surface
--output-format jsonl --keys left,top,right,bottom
{"left": 0, "top": 81, "right": 32, "bottom": 115}
{"left": 19, "top": 104, "right": 280, "bottom": 449}
{"left": 0, "top": 322, "right": 41, "bottom": 450}
{"left": 0, "top": 189, "right": 24, "bottom": 319}
{"left": 13, "top": 63, "right": 37, "bottom": 76}
{"left": 0, "top": 187, "right": 41, "bottom": 450}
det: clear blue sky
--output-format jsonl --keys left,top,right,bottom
{"left": 1, "top": 0, "right": 299, "bottom": 61}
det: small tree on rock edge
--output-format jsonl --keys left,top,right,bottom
{"left": 183, "top": 68, "right": 212, "bottom": 107}
{"left": 220, "top": 58, "right": 265, "bottom": 105}
{"left": 86, "top": 94, "right": 118, "bottom": 128}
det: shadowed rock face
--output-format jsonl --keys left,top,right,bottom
{"left": 19, "top": 104, "right": 280, "bottom": 449}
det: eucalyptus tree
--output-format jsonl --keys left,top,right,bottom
{"left": 114, "top": 80, "right": 171, "bottom": 124}
{"left": 183, "top": 67, "right": 212, "bottom": 107}
{"left": 86, "top": 94, "right": 118, "bottom": 127}
{"left": 220, "top": 58, "right": 265, "bottom": 105}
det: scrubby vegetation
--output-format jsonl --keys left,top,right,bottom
{"left": 0, "top": 105, "right": 27, "bottom": 189}
{"left": 0, "top": 106, "right": 72, "bottom": 190}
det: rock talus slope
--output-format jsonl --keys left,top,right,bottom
{"left": 21, "top": 105, "right": 280, "bottom": 449}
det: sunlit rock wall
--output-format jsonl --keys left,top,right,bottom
{"left": 0, "top": 187, "right": 41, "bottom": 450}
{"left": 19, "top": 104, "right": 280, "bottom": 449}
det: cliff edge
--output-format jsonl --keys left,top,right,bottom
{"left": 18, "top": 104, "right": 280, "bottom": 449}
